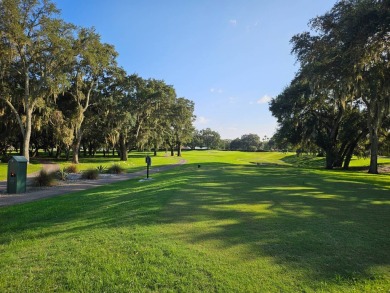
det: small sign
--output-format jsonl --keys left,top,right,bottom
{"left": 146, "top": 155, "right": 151, "bottom": 166}
{"left": 145, "top": 155, "right": 152, "bottom": 179}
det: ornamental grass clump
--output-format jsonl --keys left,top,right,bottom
{"left": 65, "top": 164, "right": 78, "bottom": 173}
{"left": 34, "top": 169, "right": 56, "bottom": 187}
{"left": 108, "top": 163, "right": 125, "bottom": 174}
{"left": 56, "top": 168, "right": 68, "bottom": 181}
{"left": 81, "top": 169, "right": 99, "bottom": 180}
{"left": 96, "top": 165, "right": 107, "bottom": 174}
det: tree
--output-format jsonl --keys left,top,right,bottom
{"left": 270, "top": 74, "right": 367, "bottom": 169}
{"left": 198, "top": 128, "right": 221, "bottom": 149}
{"left": 135, "top": 78, "right": 176, "bottom": 154}
{"left": 274, "top": 0, "right": 389, "bottom": 172}
{"left": 66, "top": 28, "right": 118, "bottom": 164}
{"left": 240, "top": 134, "right": 261, "bottom": 151}
{"left": 230, "top": 138, "right": 242, "bottom": 151}
{"left": 348, "top": 0, "right": 390, "bottom": 173}
{"left": 0, "top": 0, "right": 74, "bottom": 162}
{"left": 166, "top": 98, "right": 195, "bottom": 156}
{"left": 187, "top": 130, "right": 202, "bottom": 149}
{"left": 296, "top": 0, "right": 390, "bottom": 173}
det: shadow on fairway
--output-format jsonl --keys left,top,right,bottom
{"left": 0, "top": 161, "right": 389, "bottom": 284}
{"left": 158, "top": 163, "right": 390, "bottom": 282}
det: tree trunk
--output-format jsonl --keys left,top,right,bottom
{"left": 368, "top": 127, "right": 379, "bottom": 174}
{"left": 65, "top": 147, "right": 70, "bottom": 161}
{"left": 153, "top": 143, "right": 157, "bottom": 156}
{"left": 22, "top": 109, "right": 33, "bottom": 162}
{"left": 72, "top": 143, "right": 80, "bottom": 164}
{"left": 334, "top": 141, "right": 348, "bottom": 168}
{"left": 343, "top": 144, "right": 355, "bottom": 170}
{"left": 343, "top": 131, "right": 366, "bottom": 170}
{"left": 72, "top": 128, "right": 83, "bottom": 164}
{"left": 325, "top": 148, "right": 336, "bottom": 169}
{"left": 32, "top": 144, "right": 39, "bottom": 158}
{"left": 55, "top": 145, "right": 62, "bottom": 159}
{"left": 366, "top": 98, "right": 385, "bottom": 174}
{"left": 119, "top": 133, "right": 128, "bottom": 161}
{"left": 177, "top": 142, "right": 182, "bottom": 156}
{"left": 88, "top": 143, "right": 93, "bottom": 157}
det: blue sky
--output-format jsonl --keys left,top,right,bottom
{"left": 55, "top": 0, "right": 338, "bottom": 139}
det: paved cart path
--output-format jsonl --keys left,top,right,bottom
{"left": 0, "top": 160, "right": 186, "bottom": 207}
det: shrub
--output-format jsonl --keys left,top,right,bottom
{"left": 56, "top": 168, "right": 68, "bottom": 181}
{"left": 65, "top": 164, "right": 78, "bottom": 173}
{"left": 34, "top": 169, "right": 56, "bottom": 187}
{"left": 96, "top": 165, "right": 107, "bottom": 174}
{"left": 81, "top": 169, "right": 99, "bottom": 180}
{"left": 1, "top": 155, "right": 11, "bottom": 163}
{"left": 107, "top": 163, "right": 125, "bottom": 174}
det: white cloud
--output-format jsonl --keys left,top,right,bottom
{"left": 229, "top": 19, "right": 237, "bottom": 26}
{"left": 210, "top": 88, "right": 223, "bottom": 94}
{"left": 228, "top": 97, "right": 237, "bottom": 104}
{"left": 195, "top": 116, "right": 209, "bottom": 126}
{"left": 257, "top": 95, "right": 272, "bottom": 104}
{"left": 246, "top": 21, "right": 260, "bottom": 31}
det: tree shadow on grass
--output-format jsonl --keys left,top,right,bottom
{"left": 157, "top": 163, "right": 390, "bottom": 282}
{"left": 0, "top": 162, "right": 389, "bottom": 285}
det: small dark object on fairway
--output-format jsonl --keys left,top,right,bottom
{"left": 198, "top": 164, "right": 201, "bottom": 168}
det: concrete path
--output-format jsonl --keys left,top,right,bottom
{"left": 0, "top": 160, "right": 186, "bottom": 207}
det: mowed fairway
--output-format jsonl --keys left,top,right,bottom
{"left": 0, "top": 151, "right": 389, "bottom": 292}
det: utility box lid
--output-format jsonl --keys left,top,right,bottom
{"left": 10, "top": 156, "right": 28, "bottom": 163}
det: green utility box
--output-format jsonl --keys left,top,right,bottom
{"left": 7, "top": 156, "right": 28, "bottom": 194}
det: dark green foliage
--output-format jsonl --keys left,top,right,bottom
{"left": 96, "top": 165, "right": 107, "bottom": 174}
{"left": 55, "top": 168, "right": 68, "bottom": 181}
{"left": 34, "top": 170, "right": 56, "bottom": 187}
{"left": 107, "top": 164, "right": 125, "bottom": 174}
{"left": 65, "top": 164, "right": 78, "bottom": 173}
{"left": 81, "top": 169, "right": 99, "bottom": 180}
{"left": 271, "top": 0, "right": 390, "bottom": 172}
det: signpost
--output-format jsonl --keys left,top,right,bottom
{"left": 145, "top": 155, "right": 152, "bottom": 179}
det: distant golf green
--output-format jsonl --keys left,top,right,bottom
{"left": 0, "top": 151, "right": 389, "bottom": 292}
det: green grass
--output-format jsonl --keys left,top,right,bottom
{"left": 58, "top": 152, "right": 181, "bottom": 173}
{"left": 0, "top": 151, "right": 181, "bottom": 180}
{"left": 0, "top": 151, "right": 389, "bottom": 292}
{"left": 0, "top": 160, "right": 42, "bottom": 181}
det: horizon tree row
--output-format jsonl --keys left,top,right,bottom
{"left": 270, "top": 0, "right": 389, "bottom": 173}
{"left": 0, "top": 0, "right": 195, "bottom": 163}
{"left": 186, "top": 129, "right": 273, "bottom": 151}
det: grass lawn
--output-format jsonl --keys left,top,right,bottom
{"left": 58, "top": 152, "right": 182, "bottom": 173}
{"left": 0, "top": 151, "right": 389, "bottom": 292}
{"left": 0, "top": 151, "right": 182, "bottom": 180}
{"left": 0, "top": 160, "right": 42, "bottom": 181}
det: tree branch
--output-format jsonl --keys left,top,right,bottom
{"left": 0, "top": 96, "right": 25, "bottom": 138}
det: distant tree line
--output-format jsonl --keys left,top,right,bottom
{"left": 0, "top": 0, "right": 195, "bottom": 163}
{"left": 187, "top": 129, "right": 273, "bottom": 152}
{"left": 269, "top": 0, "right": 389, "bottom": 173}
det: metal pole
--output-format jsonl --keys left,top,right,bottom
{"left": 147, "top": 164, "right": 150, "bottom": 179}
